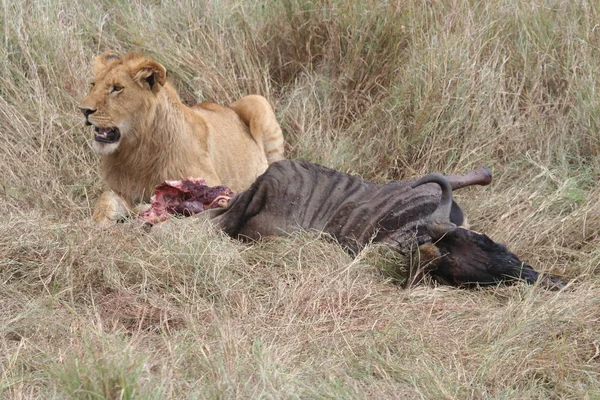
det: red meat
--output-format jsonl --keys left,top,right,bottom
{"left": 138, "top": 178, "right": 234, "bottom": 224}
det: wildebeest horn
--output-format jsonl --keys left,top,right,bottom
{"left": 411, "top": 173, "right": 457, "bottom": 240}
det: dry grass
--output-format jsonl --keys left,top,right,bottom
{"left": 1, "top": 0, "right": 599, "bottom": 398}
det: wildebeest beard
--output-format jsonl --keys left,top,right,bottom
{"left": 150, "top": 160, "right": 565, "bottom": 289}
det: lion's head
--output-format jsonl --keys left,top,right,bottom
{"left": 78, "top": 51, "right": 167, "bottom": 155}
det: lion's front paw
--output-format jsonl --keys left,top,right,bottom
{"left": 92, "top": 191, "right": 130, "bottom": 225}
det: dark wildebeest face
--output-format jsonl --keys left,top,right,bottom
{"left": 407, "top": 229, "right": 565, "bottom": 289}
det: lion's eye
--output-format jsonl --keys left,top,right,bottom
{"left": 90, "top": 82, "right": 95, "bottom": 87}
{"left": 111, "top": 85, "right": 123, "bottom": 94}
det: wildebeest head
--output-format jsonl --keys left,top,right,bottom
{"left": 407, "top": 173, "right": 565, "bottom": 289}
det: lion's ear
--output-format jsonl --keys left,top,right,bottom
{"left": 130, "top": 59, "right": 167, "bottom": 92}
{"left": 92, "top": 51, "right": 121, "bottom": 75}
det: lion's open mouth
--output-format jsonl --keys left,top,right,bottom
{"left": 94, "top": 127, "right": 121, "bottom": 143}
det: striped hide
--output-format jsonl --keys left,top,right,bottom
{"left": 210, "top": 160, "right": 461, "bottom": 254}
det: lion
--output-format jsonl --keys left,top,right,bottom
{"left": 78, "top": 51, "right": 285, "bottom": 224}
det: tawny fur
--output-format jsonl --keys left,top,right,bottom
{"left": 79, "top": 52, "right": 284, "bottom": 224}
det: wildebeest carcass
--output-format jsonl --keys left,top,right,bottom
{"left": 203, "top": 160, "right": 563, "bottom": 289}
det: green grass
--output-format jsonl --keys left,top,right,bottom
{"left": 1, "top": 0, "right": 599, "bottom": 398}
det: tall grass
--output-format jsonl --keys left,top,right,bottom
{"left": 1, "top": 0, "right": 599, "bottom": 398}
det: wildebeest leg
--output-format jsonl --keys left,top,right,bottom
{"left": 445, "top": 167, "right": 492, "bottom": 229}
{"left": 445, "top": 167, "right": 492, "bottom": 190}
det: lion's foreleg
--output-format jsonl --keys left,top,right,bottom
{"left": 92, "top": 190, "right": 132, "bottom": 225}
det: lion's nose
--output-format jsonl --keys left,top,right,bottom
{"left": 79, "top": 106, "right": 97, "bottom": 118}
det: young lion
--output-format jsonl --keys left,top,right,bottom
{"left": 79, "top": 51, "right": 284, "bottom": 224}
